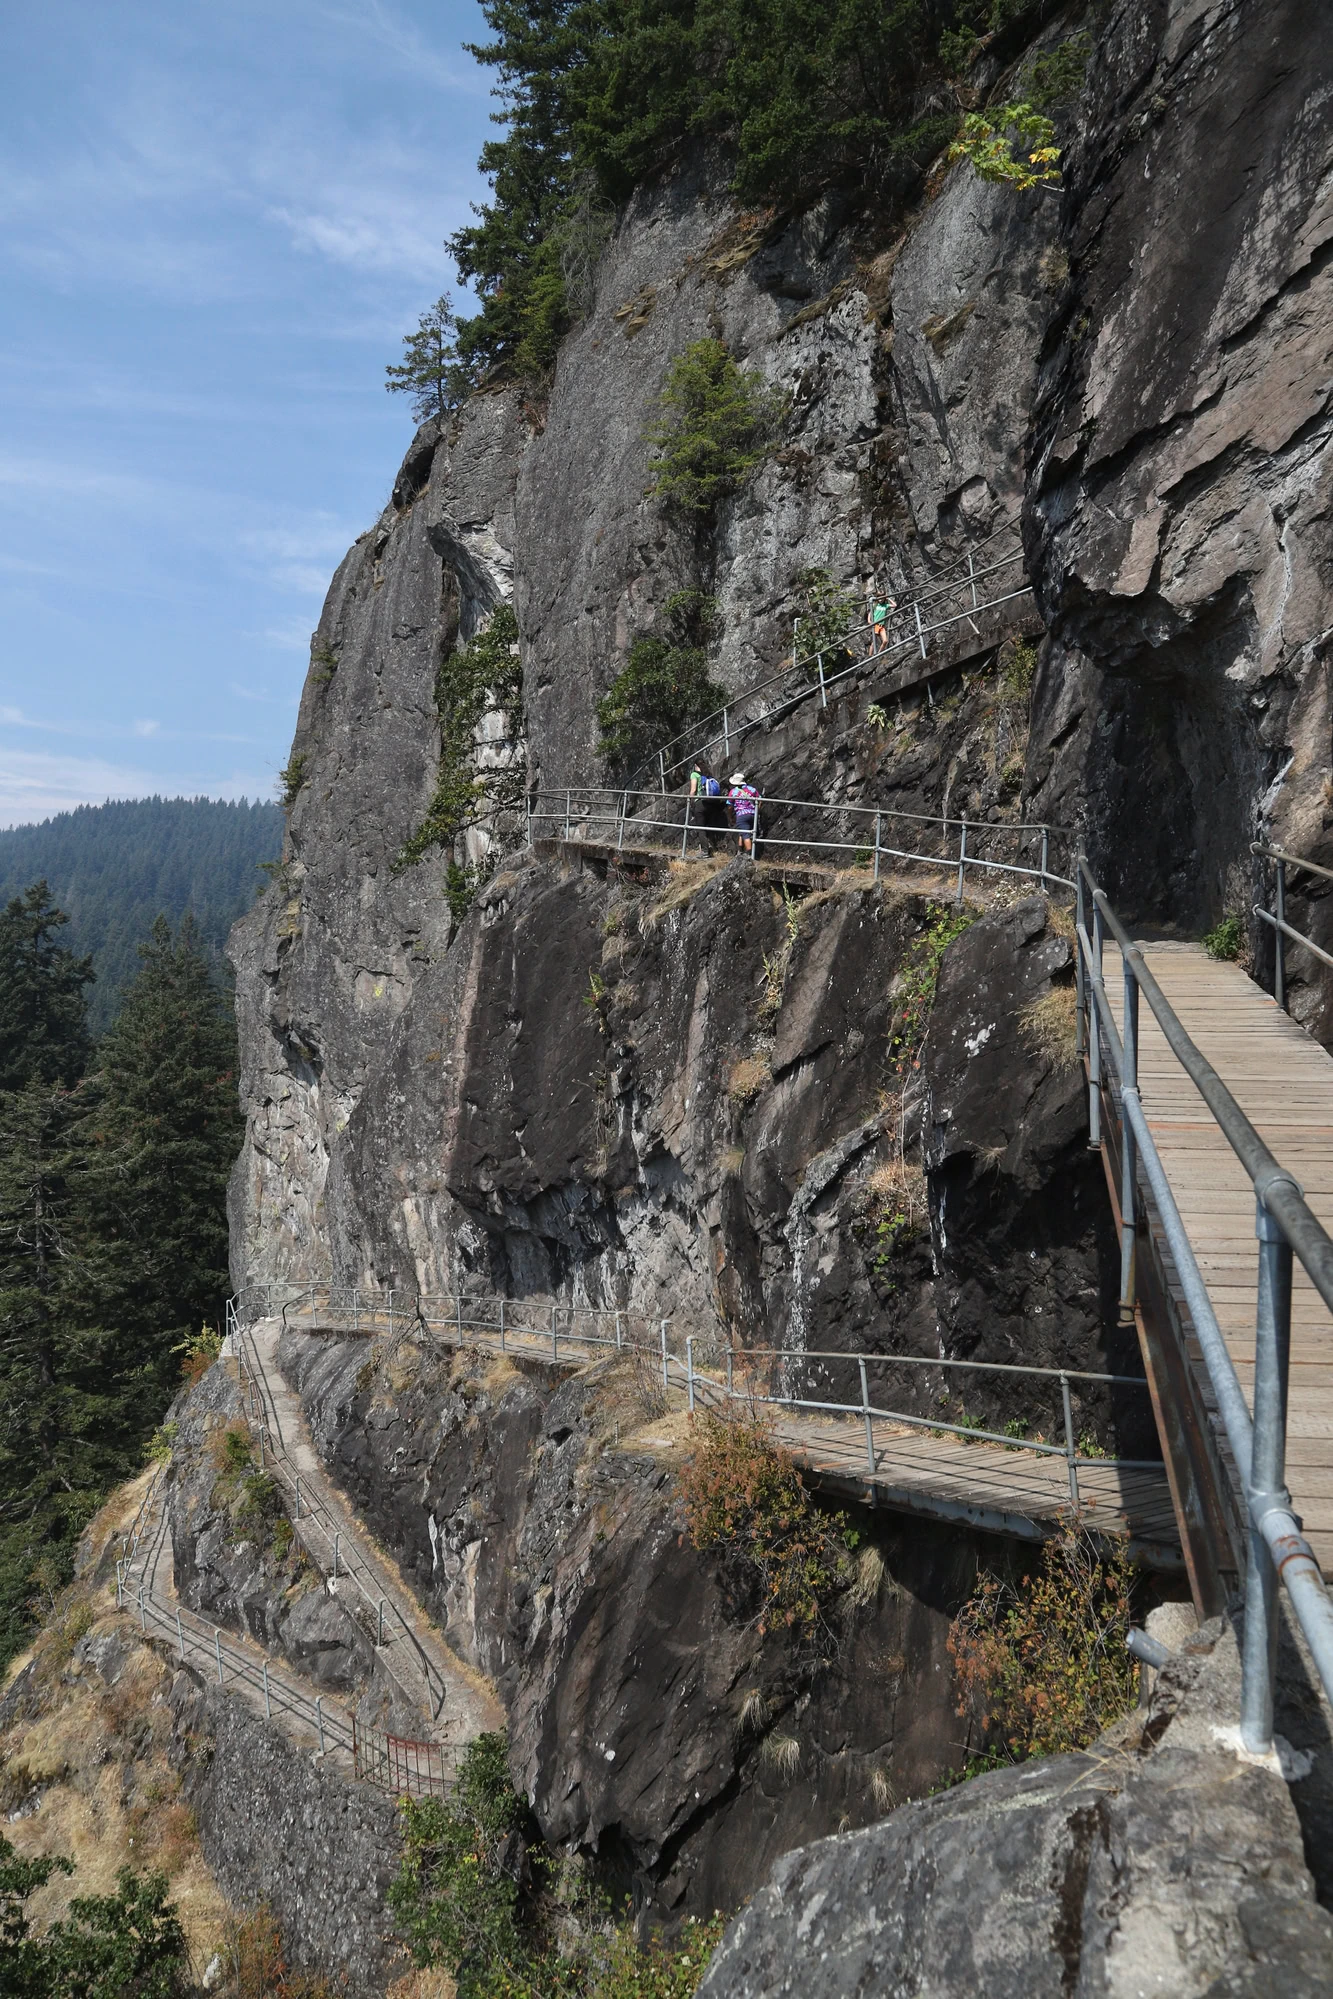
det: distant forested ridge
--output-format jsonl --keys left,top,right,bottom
{"left": 0, "top": 797, "right": 283, "bottom": 1032}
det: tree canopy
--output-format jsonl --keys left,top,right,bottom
{"left": 0, "top": 901, "right": 241, "bottom": 1668}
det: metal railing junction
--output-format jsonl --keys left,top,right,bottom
{"left": 1251, "top": 841, "right": 1333, "bottom": 1007}
{"left": 630, "top": 513, "right": 1030, "bottom": 792}
{"left": 525, "top": 786, "right": 1071, "bottom": 899}
{"left": 1074, "top": 856, "right": 1333, "bottom": 1755}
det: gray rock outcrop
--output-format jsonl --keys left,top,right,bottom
{"left": 696, "top": 1617, "right": 1333, "bottom": 1997}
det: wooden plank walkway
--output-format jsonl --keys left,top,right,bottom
{"left": 1136, "top": 943, "right": 1333, "bottom": 1577}
{"left": 286, "top": 1310, "right": 1182, "bottom": 1563}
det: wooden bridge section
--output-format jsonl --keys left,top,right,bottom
{"left": 1104, "top": 941, "right": 1333, "bottom": 1610}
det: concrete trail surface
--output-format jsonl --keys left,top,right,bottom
{"left": 241, "top": 1316, "right": 502, "bottom": 1749}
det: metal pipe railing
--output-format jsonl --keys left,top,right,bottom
{"left": 248, "top": 1286, "right": 1158, "bottom": 1523}
{"left": 231, "top": 1322, "right": 451, "bottom": 1721}
{"left": 629, "top": 513, "right": 1030, "bottom": 790}
{"left": 1075, "top": 855, "right": 1333, "bottom": 1752}
{"left": 1251, "top": 841, "right": 1333, "bottom": 1008}
{"left": 524, "top": 786, "right": 1072, "bottom": 896}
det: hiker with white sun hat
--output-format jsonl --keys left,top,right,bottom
{"left": 728, "top": 771, "right": 759, "bottom": 856}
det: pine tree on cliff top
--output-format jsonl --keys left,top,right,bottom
{"left": 386, "top": 294, "right": 469, "bottom": 423}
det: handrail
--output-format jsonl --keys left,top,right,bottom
{"left": 232, "top": 1321, "right": 452, "bottom": 1722}
{"left": 254, "top": 1284, "right": 1160, "bottom": 1525}
{"left": 627, "top": 512, "right": 1029, "bottom": 790}
{"left": 1251, "top": 841, "right": 1333, "bottom": 1008}
{"left": 524, "top": 784, "right": 1072, "bottom": 897}
{"left": 1075, "top": 856, "right": 1333, "bottom": 1755}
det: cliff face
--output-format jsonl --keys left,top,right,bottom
{"left": 1026, "top": 0, "right": 1333, "bottom": 960}
{"left": 218, "top": 0, "right": 1333, "bottom": 1978}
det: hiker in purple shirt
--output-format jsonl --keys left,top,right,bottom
{"left": 728, "top": 772, "right": 759, "bottom": 856}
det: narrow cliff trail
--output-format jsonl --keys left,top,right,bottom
{"left": 241, "top": 1318, "right": 503, "bottom": 1751}
{"left": 122, "top": 1467, "right": 356, "bottom": 1770}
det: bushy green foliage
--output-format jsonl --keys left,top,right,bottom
{"left": 888, "top": 904, "right": 977, "bottom": 1076}
{"left": 678, "top": 1414, "right": 855, "bottom": 1636}
{"left": 792, "top": 567, "right": 862, "bottom": 663}
{"left": 948, "top": 1526, "right": 1137, "bottom": 1759}
{"left": 0, "top": 1836, "right": 190, "bottom": 1997}
{"left": 407, "top": 0, "right": 1062, "bottom": 399}
{"left": 278, "top": 751, "right": 308, "bottom": 809}
{"left": 391, "top": 1735, "right": 724, "bottom": 1997}
{"left": 1203, "top": 914, "right": 1245, "bottom": 962}
{"left": 947, "top": 101, "right": 1060, "bottom": 189}
{"left": 596, "top": 590, "right": 725, "bottom": 774}
{"left": 646, "top": 340, "right": 787, "bottom": 521}
{"left": 0, "top": 798, "right": 283, "bottom": 1036}
{"left": 395, "top": 606, "right": 526, "bottom": 876}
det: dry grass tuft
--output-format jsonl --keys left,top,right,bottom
{"left": 1021, "top": 985, "right": 1078, "bottom": 1069}
{"left": 848, "top": 1545, "right": 886, "bottom": 1611}
{"left": 870, "top": 1766, "right": 896, "bottom": 1814}
{"left": 388, "top": 1972, "right": 458, "bottom": 1999}
{"left": 738, "top": 1688, "right": 773, "bottom": 1737}
{"left": 646, "top": 857, "right": 726, "bottom": 926}
{"left": 728, "top": 1053, "right": 772, "bottom": 1105}
{"left": 760, "top": 1732, "right": 801, "bottom": 1780}
{"left": 1044, "top": 897, "right": 1076, "bottom": 942}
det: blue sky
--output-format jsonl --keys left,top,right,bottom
{"left": 0, "top": 0, "right": 491, "bottom": 827}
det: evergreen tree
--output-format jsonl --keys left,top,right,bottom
{"left": 0, "top": 1072, "right": 118, "bottom": 1661}
{"left": 385, "top": 295, "right": 470, "bottom": 423}
{"left": 90, "top": 915, "right": 243, "bottom": 1359}
{"left": 0, "top": 885, "right": 93, "bottom": 1091}
{"left": 0, "top": 902, "right": 243, "bottom": 1668}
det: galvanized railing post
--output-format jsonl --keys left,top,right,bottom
{"left": 551, "top": 1301, "right": 558, "bottom": 1361}
{"left": 316, "top": 1696, "right": 326, "bottom": 1753}
{"left": 1119, "top": 958, "right": 1140, "bottom": 1321}
{"left": 956, "top": 818, "right": 967, "bottom": 905}
{"left": 378, "top": 1599, "right": 385, "bottom": 1647}
{"left": 617, "top": 790, "right": 628, "bottom": 851}
{"left": 294, "top": 1475, "right": 301, "bottom": 1519}
{"left": 215, "top": 1628, "right": 223, "bottom": 1684}
{"left": 727, "top": 1348, "right": 734, "bottom": 1395}
{"left": 914, "top": 601, "right": 927, "bottom": 659}
{"left": 333, "top": 1532, "right": 340, "bottom": 1578}
{"left": 1241, "top": 1190, "right": 1296, "bottom": 1754}
{"left": 660, "top": 1320, "right": 669, "bottom": 1392}
{"left": 859, "top": 1359, "right": 874, "bottom": 1476}
{"left": 615, "top": 1310, "right": 623, "bottom": 1351}
{"left": 723, "top": 707, "right": 730, "bottom": 761}
{"left": 817, "top": 654, "right": 827, "bottom": 707}
{"left": 1040, "top": 827, "right": 1050, "bottom": 891}
{"left": 499, "top": 1298, "right": 506, "bottom": 1352}
{"left": 263, "top": 1661, "right": 271, "bottom": 1720}
{"left": 1088, "top": 893, "right": 1103, "bottom": 1149}
{"left": 138, "top": 1587, "right": 146, "bottom": 1633}
{"left": 526, "top": 789, "right": 533, "bottom": 847}
{"left": 1060, "top": 1373, "right": 1080, "bottom": 1512}
{"left": 873, "top": 810, "right": 882, "bottom": 883}
{"left": 456, "top": 1291, "right": 463, "bottom": 1341}
{"left": 658, "top": 750, "right": 667, "bottom": 795}
{"left": 681, "top": 791, "right": 692, "bottom": 858}
{"left": 687, "top": 1337, "right": 696, "bottom": 1412}
{"left": 176, "top": 1609, "right": 185, "bottom": 1662}
{"left": 1075, "top": 864, "right": 1087, "bottom": 1058}
{"left": 1275, "top": 859, "right": 1287, "bottom": 1012}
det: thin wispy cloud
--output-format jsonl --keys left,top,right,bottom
{"left": 1, "top": 0, "right": 489, "bottom": 820}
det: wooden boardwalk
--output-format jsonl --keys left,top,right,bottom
{"left": 285, "top": 1308, "right": 1181, "bottom": 1563}
{"left": 1136, "top": 943, "right": 1333, "bottom": 1577}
